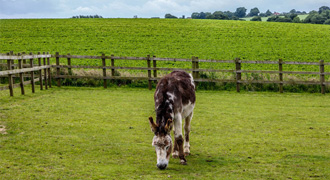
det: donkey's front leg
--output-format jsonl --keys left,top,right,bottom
{"left": 184, "top": 112, "right": 193, "bottom": 156}
{"left": 174, "top": 113, "right": 187, "bottom": 165}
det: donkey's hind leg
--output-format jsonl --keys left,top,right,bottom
{"left": 184, "top": 112, "right": 193, "bottom": 156}
{"left": 172, "top": 137, "right": 179, "bottom": 158}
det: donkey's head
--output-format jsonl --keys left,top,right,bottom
{"left": 149, "top": 117, "right": 173, "bottom": 170}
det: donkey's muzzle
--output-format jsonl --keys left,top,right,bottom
{"left": 157, "top": 163, "right": 167, "bottom": 170}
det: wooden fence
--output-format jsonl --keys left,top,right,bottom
{"left": 0, "top": 52, "right": 52, "bottom": 96}
{"left": 0, "top": 52, "right": 329, "bottom": 96}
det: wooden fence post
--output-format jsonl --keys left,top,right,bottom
{"left": 153, "top": 55, "right": 157, "bottom": 82}
{"left": 29, "top": 52, "right": 35, "bottom": 93}
{"left": 235, "top": 58, "right": 241, "bottom": 92}
{"left": 43, "top": 52, "right": 48, "bottom": 89}
{"left": 192, "top": 56, "right": 196, "bottom": 79}
{"left": 38, "top": 52, "right": 43, "bottom": 90}
{"left": 147, "top": 55, "right": 152, "bottom": 90}
{"left": 67, "top": 53, "right": 72, "bottom": 75}
{"left": 22, "top": 52, "right": 26, "bottom": 65}
{"left": 111, "top": 55, "right": 115, "bottom": 77}
{"left": 47, "top": 52, "right": 51, "bottom": 88}
{"left": 56, "top": 52, "right": 61, "bottom": 87}
{"left": 320, "top": 60, "right": 325, "bottom": 94}
{"left": 195, "top": 57, "right": 199, "bottom": 88}
{"left": 102, "top": 53, "right": 107, "bottom": 88}
{"left": 7, "top": 52, "right": 13, "bottom": 96}
{"left": 279, "top": 59, "right": 283, "bottom": 93}
{"left": 18, "top": 53, "right": 25, "bottom": 95}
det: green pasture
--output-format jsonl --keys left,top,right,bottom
{"left": 1, "top": 18, "right": 330, "bottom": 64}
{"left": 1, "top": 87, "right": 329, "bottom": 179}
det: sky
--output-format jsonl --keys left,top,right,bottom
{"left": 0, "top": 0, "right": 329, "bottom": 19}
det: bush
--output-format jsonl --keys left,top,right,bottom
{"left": 324, "top": 19, "right": 330, "bottom": 24}
{"left": 251, "top": 16, "right": 262, "bottom": 21}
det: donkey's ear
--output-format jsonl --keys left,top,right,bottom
{"left": 149, "top": 117, "right": 158, "bottom": 133}
{"left": 165, "top": 119, "right": 173, "bottom": 133}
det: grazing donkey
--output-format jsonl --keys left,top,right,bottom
{"left": 149, "top": 71, "right": 196, "bottom": 170}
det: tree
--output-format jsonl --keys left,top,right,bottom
{"left": 191, "top": 12, "right": 200, "bottom": 19}
{"left": 213, "top": 11, "right": 229, "bottom": 20}
{"left": 290, "top": 9, "right": 297, "bottom": 14}
{"left": 223, "top": 11, "right": 234, "bottom": 18}
{"left": 292, "top": 16, "right": 301, "bottom": 23}
{"left": 249, "top": 7, "right": 260, "bottom": 17}
{"left": 251, "top": 16, "right": 262, "bottom": 21}
{"left": 324, "top": 19, "right": 330, "bottom": 25}
{"left": 319, "top": 6, "right": 330, "bottom": 14}
{"left": 199, "top": 12, "right": 207, "bottom": 19}
{"left": 310, "top": 14, "right": 327, "bottom": 24}
{"left": 265, "top": 10, "right": 272, "bottom": 16}
{"left": 165, "top": 14, "right": 178, "bottom": 19}
{"left": 235, "top": 7, "right": 247, "bottom": 18}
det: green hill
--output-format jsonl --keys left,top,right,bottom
{"left": 1, "top": 18, "right": 330, "bottom": 63}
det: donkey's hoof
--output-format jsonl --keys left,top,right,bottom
{"left": 180, "top": 159, "right": 187, "bottom": 165}
{"left": 184, "top": 152, "right": 190, "bottom": 156}
{"left": 172, "top": 151, "right": 179, "bottom": 158}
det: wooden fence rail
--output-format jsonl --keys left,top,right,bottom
{"left": 0, "top": 52, "right": 52, "bottom": 96}
{"left": 0, "top": 52, "right": 329, "bottom": 96}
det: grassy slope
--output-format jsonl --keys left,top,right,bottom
{"left": 1, "top": 87, "right": 329, "bottom": 179}
{"left": 1, "top": 18, "right": 330, "bottom": 63}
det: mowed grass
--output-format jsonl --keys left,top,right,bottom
{"left": 0, "top": 87, "right": 330, "bottom": 179}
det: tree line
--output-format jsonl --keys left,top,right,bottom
{"left": 165, "top": 6, "right": 330, "bottom": 25}
{"left": 71, "top": 15, "right": 103, "bottom": 19}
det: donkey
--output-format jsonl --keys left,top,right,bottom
{"left": 149, "top": 71, "right": 196, "bottom": 170}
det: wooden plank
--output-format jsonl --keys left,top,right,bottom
{"left": 235, "top": 58, "right": 241, "bottom": 92}
{"left": 194, "top": 78, "right": 236, "bottom": 83}
{"left": 51, "top": 65, "right": 237, "bottom": 73}
{"left": 0, "top": 65, "right": 51, "bottom": 76}
{"left": 0, "top": 54, "right": 51, "bottom": 60}
{"left": 237, "top": 70, "right": 320, "bottom": 75}
{"left": 47, "top": 52, "right": 51, "bottom": 88}
{"left": 283, "top": 61, "right": 319, "bottom": 65}
{"left": 102, "top": 54, "right": 107, "bottom": 88}
{"left": 18, "top": 54, "right": 25, "bottom": 95}
{"left": 279, "top": 59, "right": 283, "bottom": 93}
{"left": 192, "top": 56, "right": 196, "bottom": 79}
{"left": 38, "top": 52, "right": 43, "bottom": 90}
{"left": 111, "top": 55, "right": 115, "bottom": 77}
{"left": 320, "top": 60, "right": 325, "bottom": 94}
{"left": 239, "top": 60, "right": 278, "bottom": 64}
{"left": 56, "top": 55, "right": 102, "bottom": 59}
{"left": 195, "top": 57, "right": 200, "bottom": 88}
{"left": 153, "top": 55, "right": 157, "bottom": 81}
{"left": 56, "top": 75, "right": 151, "bottom": 81}
{"left": 7, "top": 53, "right": 13, "bottom": 96}
{"left": 56, "top": 52, "right": 61, "bottom": 87}
{"left": 29, "top": 52, "right": 35, "bottom": 93}
{"left": 0, "top": 77, "right": 44, "bottom": 91}
{"left": 67, "top": 53, "right": 72, "bottom": 75}
{"left": 43, "top": 52, "right": 48, "bottom": 90}
{"left": 153, "top": 57, "right": 194, "bottom": 62}
{"left": 198, "top": 59, "right": 234, "bottom": 63}
{"left": 147, "top": 55, "right": 152, "bottom": 90}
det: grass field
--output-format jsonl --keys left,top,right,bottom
{"left": 1, "top": 18, "right": 330, "bottom": 64}
{"left": 1, "top": 87, "right": 329, "bottom": 179}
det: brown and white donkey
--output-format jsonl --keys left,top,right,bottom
{"left": 149, "top": 71, "right": 196, "bottom": 170}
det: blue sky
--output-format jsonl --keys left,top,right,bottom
{"left": 0, "top": 0, "right": 329, "bottom": 19}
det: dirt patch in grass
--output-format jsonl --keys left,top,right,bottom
{"left": 0, "top": 124, "right": 7, "bottom": 135}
